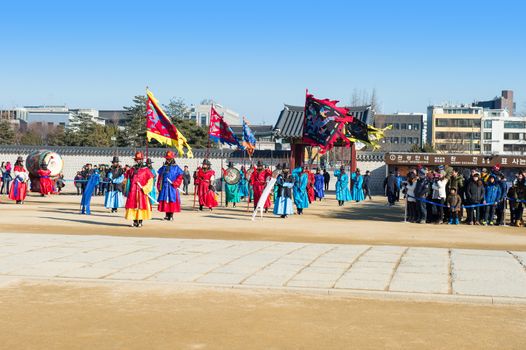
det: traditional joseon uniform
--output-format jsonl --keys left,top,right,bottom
{"left": 37, "top": 166, "right": 54, "bottom": 196}
{"left": 104, "top": 158, "right": 125, "bottom": 212}
{"left": 250, "top": 163, "right": 272, "bottom": 210}
{"left": 335, "top": 168, "right": 352, "bottom": 206}
{"left": 314, "top": 171, "right": 325, "bottom": 200}
{"left": 274, "top": 168, "right": 294, "bottom": 218}
{"left": 238, "top": 167, "right": 250, "bottom": 199}
{"left": 81, "top": 170, "right": 100, "bottom": 215}
{"left": 224, "top": 163, "right": 240, "bottom": 207}
{"left": 195, "top": 160, "right": 218, "bottom": 210}
{"left": 350, "top": 171, "right": 365, "bottom": 202}
{"left": 157, "top": 152, "right": 184, "bottom": 220}
{"left": 307, "top": 171, "right": 315, "bottom": 203}
{"left": 124, "top": 152, "right": 155, "bottom": 227}
{"left": 9, "top": 160, "right": 28, "bottom": 204}
{"left": 292, "top": 167, "right": 309, "bottom": 214}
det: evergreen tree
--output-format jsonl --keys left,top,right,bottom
{"left": 19, "top": 129, "right": 43, "bottom": 145}
{"left": 0, "top": 120, "right": 16, "bottom": 145}
{"left": 46, "top": 126, "right": 67, "bottom": 146}
{"left": 164, "top": 97, "right": 189, "bottom": 120}
{"left": 123, "top": 95, "right": 147, "bottom": 147}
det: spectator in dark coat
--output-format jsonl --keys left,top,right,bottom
{"left": 414, "top": 169, "right": 430, "bottom": 223}
{"left": 363, "top": 170, "right": 372, "bottom": 200}
{"left": 323, "top": 169, "right": 330, "bottom": 191}
{"left": 383, "top": 171, "right": 398, "bottom": 206}
{"left": 464, "top": 172, "right": 485, "bottom": 225}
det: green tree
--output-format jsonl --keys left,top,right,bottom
{"left": 164, "top": 97, "right": 189, "bottom": 120}
{"left": 19, "top": 129, "right": 43, "bottom": 145}
{"left": 123, "top": 95, "right": 148, "bottom": 147}
{"left": 172, "top": 117, "right": 212, "bottom": 148}
{"left": 0, "top": 120, "right": 16, "bottom": 145}
{"left": 46, "top": 126, "right": 67, "bottom": 146}
{"left": 64, "top": 113, "right": 116, "bottom": 147}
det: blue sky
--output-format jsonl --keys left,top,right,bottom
{"left": 1, "top": 0, "right": 525, "bottom": 123}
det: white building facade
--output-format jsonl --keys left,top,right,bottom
{"left": 481, "top": 109, "right": 526, "bottom": 155}
{"left": 185, "top": 104, "right": 240, "bottom": 127}
{"left": 24, "top": 106, "right": 105, "bottom": 128}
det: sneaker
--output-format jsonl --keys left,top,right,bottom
{"left": 489, "top": 221, "right": 494, "bottom": 226}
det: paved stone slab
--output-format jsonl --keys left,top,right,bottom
{"left": 0, "top": 233, "right": 525, "bottom": 301}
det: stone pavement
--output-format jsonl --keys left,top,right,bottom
{"left": 0, "top": 233, "right": 526, "bottom": 303}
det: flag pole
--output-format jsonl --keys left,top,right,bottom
{"left": 220, "top": 148, "right": 224, "bottom": 207}
{"left": 206, "top": 104, "right": 212, "bottom": 160}
{"left": 145, "top": 86, "right": 149, "bottom": 160}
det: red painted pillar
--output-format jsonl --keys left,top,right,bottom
{"left": 350, "top": 143, "right": 357, "bottom": 192}
{"left": 350, "top": 143, "right": 357, "bottom": 172}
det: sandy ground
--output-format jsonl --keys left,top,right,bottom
{"left": 1, "top": 193, "right": 526, "bottom": 251}
{"left": 2, "top": 194, "right": 526, "bottom": 349}
{"left": 0, "top": 280, "right": 524, "bottom": 350}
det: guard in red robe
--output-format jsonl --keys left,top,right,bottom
{"left": 9, "top": 156, "right": 28, "bottom": 204}
{"left": 250, "top": 161, "right": 272, "bottom": 212}
{"left": 124, "top": 152, "right": 155, "bottom": 228}
{"left": 306, "top": 167, "right": 315, "bottom": 203}
{"left": 195, "top": 159, "right": 218, "bottom": 211}
{"left": 37, "top": 162, "right": 54, "bottom": 196}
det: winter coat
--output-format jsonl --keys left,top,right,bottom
{"left": 414, "top": 178, "right": 430, "bottom": 198}
{"left": 384, "top": 174, "right": 398, "bottom": 194}
{"left": 449, "top": 175, "right": 464, "bottom": 193}
{"left": 465, "top": 181, "right": 485, "bottom": 203}
{"left": 432, "top": 178, "right": 448, "bottom": 200}
{"left": 406, "top": 181, "right": 417, "bottom": 202}
{"left": 484, "top": 182, "right": 501, "bottom": 204}
{"left": 446, "top": 194, "right": 462, "bottom": 212}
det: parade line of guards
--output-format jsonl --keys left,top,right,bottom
{"left": 114, "top": 151, "right": 369, "bottom": 227}
{"left": 3, "top": 151, "right": 371, "bottom": 228}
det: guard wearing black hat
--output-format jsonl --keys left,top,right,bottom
{"left": 105, "top": 155, "right": 125, "bottom": 213}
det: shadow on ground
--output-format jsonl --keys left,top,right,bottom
{"left": 319, "top": 200, "right": 405, "bottom": 222}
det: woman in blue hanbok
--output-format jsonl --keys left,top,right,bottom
{"left": 334, "top": 166, "right": 352, "bottom": 206}
{"left": 314, "top": 168, "right": 325, "bottom": 201}
{"left": 104, "top": 157, "right": 125, "bottom": 213}
{"left": 274, "top": 164, "right": 294, "bottom": 218}
{"left": 292, "top": 165, "right": 309, "bottom": 214}
{"left": 350, "top": 168, "right": 365, "bottom": 202}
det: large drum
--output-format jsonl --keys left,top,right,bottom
{"left": 224, "top": 167, "right": 241, "bottom": 185}
{"left": 26, "top": 150, "right": 64, "bottom": 192}
{"left": 26, "top": 150, "right": 64, "bottom": 177}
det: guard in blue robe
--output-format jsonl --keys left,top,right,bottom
{"left": 292, "top": 166, "right": 309, "bottom": 214}
{"left": 238, "top": 166, "right": 250, "bottom": 199}
{"left": 104, "top": 156, "right": 125, "bottom": 213}
{"left": 350, "top": 169, "right": 365, "bottom": 202}
{"left": 274, "top": 163, "right": 294, "bottom": 218}
{"left": 314, "top": 168, "right": 325, "bottom": 201}
{"left": 334, "top": 166, "right": 352, "bottom": 206}
{"left": 157, "top": 153, "right": 184, "bottom": 221}
{"left": 81, "top": 170, "right": 100, "bottom": 215}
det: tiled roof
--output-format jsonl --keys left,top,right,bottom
{"left": 0, "top": 145, "right": 289, "bottom": 159}
{"left": 274, "top": 104, "right": 374, "bottom": 139}
{"left": 230, "top": 125, "right": 274, "bottom": 138}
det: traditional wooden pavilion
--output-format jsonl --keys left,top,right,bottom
{"left": 273, "top": 104, "right": 374, "bottom": 170}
